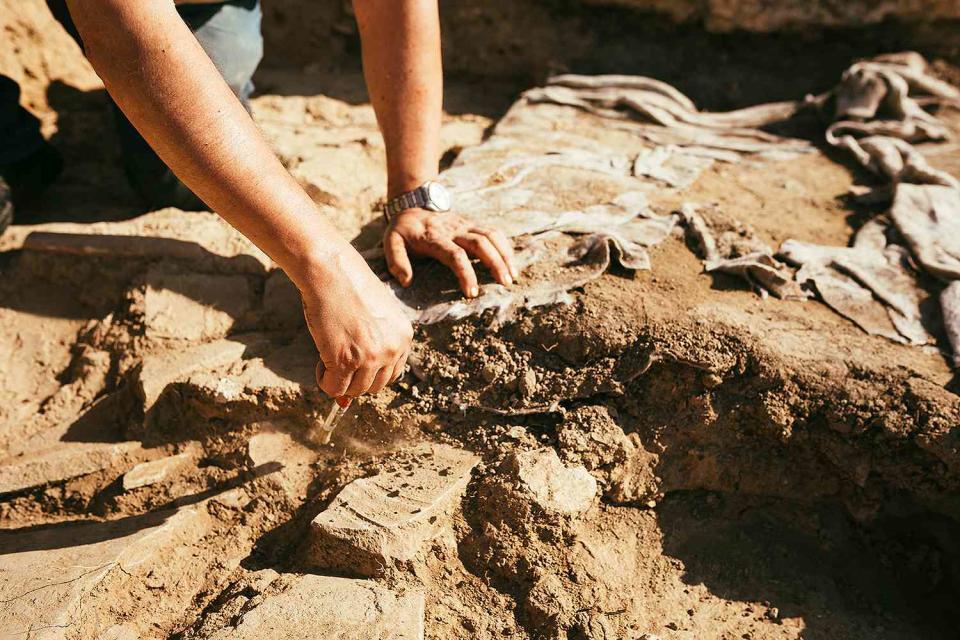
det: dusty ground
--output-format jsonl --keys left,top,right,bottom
{"left": 2, "top": 3, "right": 960, "bottom": 640}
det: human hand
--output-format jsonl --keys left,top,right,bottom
{"left": 299, "top": 246, "right": 413, "bottom": 399}
{"left": 383, "top": 209, "right": 517, "bottom": 297}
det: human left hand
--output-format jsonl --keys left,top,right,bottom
{"left": 383, "top": 208, "right": 517, "bottom": 297}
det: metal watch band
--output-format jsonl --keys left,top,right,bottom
{"left": 383, "top": 185, "right": 427, "bottom": 221}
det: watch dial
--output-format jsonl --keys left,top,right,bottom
{"left": 427, "top": 182, "right": 452, "bottom": 211}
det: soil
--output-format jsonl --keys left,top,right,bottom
{"left": 2, "top": 2, "right": 960, "bottom": 639}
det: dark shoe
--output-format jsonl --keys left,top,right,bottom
{"left": 0, "top": 143, "right": 63, "bottom": 208}
{"left": 0, "top": 175, "right": 12, "bottom": 236}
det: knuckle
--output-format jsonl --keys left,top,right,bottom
{"left": 335, "top": 345, "right": 363, "bottom": 370}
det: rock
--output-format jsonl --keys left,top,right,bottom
{"left": 205, "top": 574, "right": 424, "bottom": 640}
{"left": 20, "top": 209, "right": 272, "bottom": 273}
{"left": 122, "top": 447, "right": 198, "bottom": 491}
{"left": 506, "top": 449, "right": 597, "bottom": 517}
{"left": 520, "top": 368, "right": 538, "bottom": 397}
{"left": 135, "top": 338, "right": 248, "bottom": 413}
{"left": 0, "top": 506, "right": 209, "bottom": 638}
{"left": 247, "top": 430, "right": 316, "bottom": 467}
{"left": 525, "top": 574, "right": 576, "bottom": 631}
{"left": 556, "top": 405, "right": 660, "bottom": 504}
{"left": 142, "top": 269, "right": 253, "bottom": 341}
{"left": 308, "top": 443, "right": 479, "bottom": 576}
{"left": 0, "top": 441, "right": 144, "bottom": 496}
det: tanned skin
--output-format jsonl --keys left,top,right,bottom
{"left": 66, "top": 0, "right": 514, "bottom": 399}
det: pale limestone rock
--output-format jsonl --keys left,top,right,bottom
{"left": 247, "top": 430, "right": 316, "bottom": 467}
{"left": 136, "top": 339, "right": 247, "bottom": 413}
{"left": 508, "top": 449, "right": 597, "bottom": 516}
{"left": 0, "top": 506, "right": 209, "bottom": 639}
{"left": 20, "top": 209, "right": 271, "bottom": 273}
{"left": 309, "top": 444, "right": 479, "bottom": 576}
{"left": 142, "top": 269, "right": 253, "bottom": 341}
{"left": 122, "top": 447, "right": 199, "bottom": 491}
{"left": 207, "top": 574, "right": 424, "bottom": 640}
{"left": 0, "top": 441, "right": 144, "bottom": 495}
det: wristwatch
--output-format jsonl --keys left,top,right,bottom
{"left": 383, "top": 180, "right": 452, "bottom": 221}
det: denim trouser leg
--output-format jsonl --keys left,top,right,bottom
{"left": 110, "top": 1, "right": 265, "bottom": 209}
{"left": 33, "top": 1, "right": 264, "bottom": 209}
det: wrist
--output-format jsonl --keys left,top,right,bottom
{"left": 283, "top": 237, "right": 357, "bottom": 296}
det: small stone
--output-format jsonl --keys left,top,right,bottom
{"left": 213, "top": 377, "right": 243, "bottom": 403}
{"left": 519, "top": 368, "right": 538, "bottom": 397}
{"left": 481, "top": 363, "right": 499, "bottom": 383}
{"left": 507, "top": 449, "right": 597, "bottom": 517}
{"left": 122, "top": 448, "right": 198, "bottom": 491}
{"left": 701, "top": 372, "right": 723, "bottom": 389}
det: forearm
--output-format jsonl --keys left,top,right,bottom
{"left": 353, "top": 0, "right": 443, "bottom": 198}
{"left": 67, "top": 0, "right": 350, "bottom": 287}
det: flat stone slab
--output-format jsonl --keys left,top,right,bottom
{"left": 18, "top": 209, "right": 272, "bottom": 274}
{"left": 0, "top": 506, "right": 208, "bottom": 639}
{"left": 207, "top": 574, "right": 424, "bottom": 640}
{"left": 142, "top": 269, "right": 253, "bottom": 342}
{"left": 136, "top": 338, "right": 248, "bottom": 413}
{"left": 0, "top": 441, "right": 144, "bottom": 496}
{"left": 309, "top": 443, "right": 479, "bottom": 576}
{"left": 122, "top": 447, "right": 199, "bottom": 491}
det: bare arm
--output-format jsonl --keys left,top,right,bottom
{"left": 67, "top": 0, "right": 411, "bottom": 398}
{"left": 354, "top": 0, "right": 516, "bottom": 296}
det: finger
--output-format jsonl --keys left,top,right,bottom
{"left": 473, "top": 227, "right": 518, "bottom": 279}
{"left": 368, "top": 366, "right": 393, "bottom": 395}
{"left": 345, "top": 365, "right": 378, "bottom": 397}
{"left": 456, "top": 233, "right": 513, "bottom": 286}
{"left": 430, "top": 241, "right": 479, "bottom": 297}
{"left": 390, "top": 349, "right": 409, "bottom": 383}
{"left": 317, "top": 360, "right": 355, "bottom": 398}
{"left": 384, "top": 230, "right": 413, "bottom": 287}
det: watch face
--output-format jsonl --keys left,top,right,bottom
{"left": 426, "top": 182, "right": 452, "bottom": 211}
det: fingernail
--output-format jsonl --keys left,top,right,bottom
{"left": 469, "top": 286, "right": 479, "bottom": 298}
{"left": 504, "top": 274, "right": 514, "bottom": 286}
{"left": 336, "top": 396, "right": 352, "bottom": 408}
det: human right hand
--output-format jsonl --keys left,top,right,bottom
{"left": 299, "top": 245, "right": 413, "bottom": 399}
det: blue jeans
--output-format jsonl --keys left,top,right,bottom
{"left": 0, "top": 0, "right": 263, "bottom": 209}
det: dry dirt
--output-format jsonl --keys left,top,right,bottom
{"left": 2, "top": 3, "right": 960, "bottom": 640}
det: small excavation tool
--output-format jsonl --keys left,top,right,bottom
{"left": 319, "top": 396, "right": 352, "bottom": 444}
